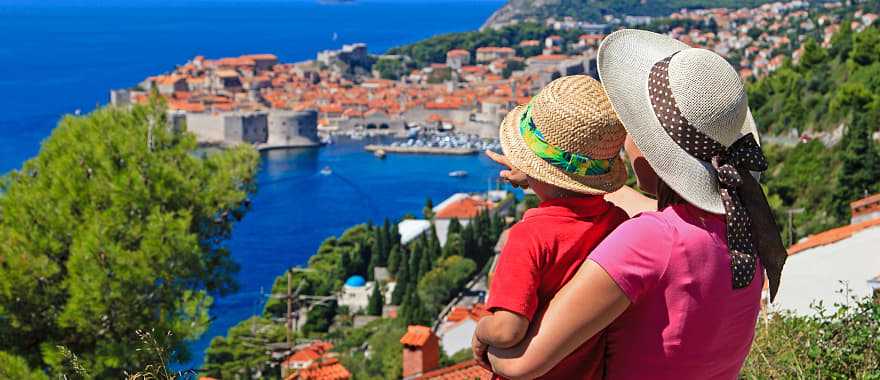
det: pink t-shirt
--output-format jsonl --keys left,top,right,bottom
{"left": 590, "top": 203, "right": 763, "bottom": 380}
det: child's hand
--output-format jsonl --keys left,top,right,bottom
{"left": 472, "top": 333, "right": 491, "bottom": 369}
{"left": 486, "top": 150, "right": 529, "bottom": 189}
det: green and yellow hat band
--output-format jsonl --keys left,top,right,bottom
{"left": 518, "top": 103, "right": 614, "bottom": 176}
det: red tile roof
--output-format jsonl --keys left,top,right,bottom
{"left": 787, "top": 218, "right": 880, "bottom": 255}
{"left": 446, "top": 304, "right": 491, "bottom": 323}
{"left": 447, "top": 49, "right": 470, "bottom": 58}
{"left": 400, "top": 325, "right": 434, "bottom": 347}
{"left": 851, "top": 193, "right": 880, "bottom": 217}
{"left": 287, "top": 358, "right": 351, "bottom": 380}
{"left": 435, "top": 197, "right": 492, "bottom": 219}
{"left": 417, "top": 359, "right": 492, "bottom": 380}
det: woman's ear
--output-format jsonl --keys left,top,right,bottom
{"left": 624, "top": 135, "right": 659, "bottom": 195}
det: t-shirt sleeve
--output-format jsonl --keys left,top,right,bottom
{"left": 486, "top": 225, "right": 542, "bottom": 321}
{"left": 589, "top": 213, "right": 673, "bottom": 304}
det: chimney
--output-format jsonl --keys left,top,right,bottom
{"left": 400, "top": 325, "right": 440, "bottom": 379}
{"left": 850, "top": 193, "right": 880, "bottom": 224}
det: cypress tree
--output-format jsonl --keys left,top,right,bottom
{"left": 391, "top": 258, "right": 409, "bottom": 305}
{"left": 387, "top": 245, "right": 401, "bottom": 275}
{"left": 423, "top": 197, "right": 435, "bottom": 219}
{"left": 448, "top": 217, "right": 462, "bottom": 236}
{"left": 367, "top": 284, "right": 384, "bottom": 316}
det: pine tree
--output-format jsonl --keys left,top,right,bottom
{"left": 0, "top": 97, "right": 260, "bottom": 376}
{"left": 367, "top": 284, "right": 384, "bottom": 316}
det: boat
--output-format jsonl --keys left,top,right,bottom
{"left": 320, "top": 166, "right": 333, "bottom": 176}
{"left": 448, "top": 170, "right": 468, "bottom": 178}
{"left": 374, "top": 149, "right": 386, "bottom": 159}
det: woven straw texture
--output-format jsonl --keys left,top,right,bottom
{"left": 499, "top": 75, "right": 627, "bottom": 195}
{"left": 597, "top": 29, "right": 759, "bottom": 214}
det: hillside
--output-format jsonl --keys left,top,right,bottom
{"left": 481, "top": 0, "right": 773, "bottom": 29}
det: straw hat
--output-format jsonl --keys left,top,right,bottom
{"left": 597, "top": 29, "right": 760, "bottom": 214}
{"left": 499, "top": 75, "right": 627, "bottom": 195}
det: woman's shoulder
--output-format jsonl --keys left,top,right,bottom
{"left": 615, "top": 208, "right": 675, "bottom": 234}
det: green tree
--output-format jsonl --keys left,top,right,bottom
{"left": 442, "top": 233, "right": 464, "bottom": 258}
{"left": 0, "top": 352, "right": 49, "bottom": 380}
{"left": 799, "top": 38, "right": 827, "bottom": 70}
{"left": 502, "top": 59, "right": 526, "bottom": 78}
{"left": 391, "top": 254, "right": 409, "bottom": 305}
{"left": 387, "top": 245, "right": 402, "bottom": 275}
{"left": 423, "top": 197, "right": 435, "bottom": 219}
{"left": 0, "top": 99, "right": 259, "bottom": 376}
{"left": 416, "top": 256, "right": 477, "bottom": 316}
{"left": 448, "top": 218, "right": 462, "bottom": 236}
{"left": 375, "top": 57, "right": 405, "bottom": 80}
{"left": 850, "top": 26, "right": 880, "bottom": 66}
{"left": 367, "top": 284, "right": 384, "bottom": 316}
{"left": 832, "top": 111, "right": 880, "bottom": 220}
{"left": 202, "top": 316, "right": 285, "bottom": 379}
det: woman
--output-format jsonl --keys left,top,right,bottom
{"left": 483, "top": 29, "right": 787, "bottom": 379}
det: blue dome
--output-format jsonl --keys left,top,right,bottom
{"left": 345, "top": 275, "right": 366, "bottom": 287}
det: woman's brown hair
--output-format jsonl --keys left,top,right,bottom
{"left": 656, "top": 179, "right": 686, "bottom": 210}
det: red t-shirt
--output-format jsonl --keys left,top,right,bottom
{"left": 486, "top": 196, "right": 629, "bottom": 380}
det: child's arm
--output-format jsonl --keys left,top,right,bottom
{"left": 475, "top": 309, "right": 530, "bottom": 348}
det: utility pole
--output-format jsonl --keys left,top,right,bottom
{"left": 786, "top": 208, "right": 805, "bottom": 247}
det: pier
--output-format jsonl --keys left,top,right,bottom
{"left": 365, "top": 144, "right": 477, "bottom": 155}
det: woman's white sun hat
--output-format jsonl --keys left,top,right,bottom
{"left": 597, "top": 29, "right": 760, "bottom": 214}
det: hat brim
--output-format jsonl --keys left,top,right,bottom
{"left": 499, "top": 105, "right": 627, "bottom": 195}
{"left": 597, "top": 29, "right": 759, "bottom": 214}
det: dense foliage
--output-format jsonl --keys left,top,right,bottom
{"left": 742, "top": 293, "right": 880, "bottom": 379}
{"left": 387, "top": 22, "right": 582, "bottom": 69}
{"left": 487, "top": 0, "right": 775, "bottom": 25}
{"left": 201, "top": 317, "right": 286, "bottom": 379}
{"left": 755, "top": 26, "right": 880, "bottom": 241}
{"left": 0, "top": 98, "right": 259, "bottom": 377}
{"left": 205, "top": 203, "right": 507, "bottom": 376}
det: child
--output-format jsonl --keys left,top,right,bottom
{"left": 472, "top": 75, "right": 629, "bottom": 379}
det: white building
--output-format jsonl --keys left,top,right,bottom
{"left": 773, "top": 194, "right": 880, "bottom": 315}
{"left": 437, "top": 304, "right": 490, "bottom": 356}
{"left": 338, "top": 275, "right": 376, "bottom": 313}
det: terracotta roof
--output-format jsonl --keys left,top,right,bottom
{"left": 529, "top": 54, "right": 568, "bottom": 62}
{"left": 284, "top": 348, "right": 322, "bottom": 364}
{"left": 476, "top": 47, "right": 515, "bottom": 54}
{"left": 787, "top": 218, "right": 880, "bottom": 255}
{"left": 400, "top": 325, "right": 434, "bottom": 347}
{"left": 287, "top": 358, "right": 351, "bottom": 380}
{"left": 851, "top": 193, "right": 880, "bottom": 215}
{"left": 417, "top": 359, "right": 491, "bottom": 380}
{"left": 447, "top": 49, "right": 470, "bottom": 57}
{"left": 243, "top": 53, "right": 278, "bottom": 61}
{"left": 447, "top": 304, "right": 491, "bottom": 322}
{"left": 435, "top": 196, "right": 492, "bottom": 219}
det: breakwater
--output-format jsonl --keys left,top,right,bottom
{"left": 365, "top": 144, "right": 477, "bottom": 155}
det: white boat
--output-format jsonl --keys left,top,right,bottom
{"left": 374, "top": 149, "right": 386, "bottom": 159}
{"left": 449, "top": 170, "right": 468, "bottom": 178}
{"left": 320, "top": 166, "right": 333, "bottom": 176}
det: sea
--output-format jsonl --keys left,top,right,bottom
{"left": 0, "top": 0, "right": 506, "bottom": 369}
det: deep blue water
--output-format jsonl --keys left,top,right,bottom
{"left": 0, "top": 0, "right": 505, "bottom": 370}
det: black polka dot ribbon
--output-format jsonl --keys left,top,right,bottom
{"left": 648, "top": 53, "right": 769, "bottom": 289}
